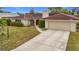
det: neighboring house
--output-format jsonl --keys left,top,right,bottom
{"left": 0, "top": 13, "right": 18, "bottom": 19}
{"left": 6, "top": 13, "right": 42, "bottom": 26}
{"left": 7, "top": 14, "right": 32, "bottom": 26}
{"left": 43, "top": 13, "right": 79, "bottom": 32}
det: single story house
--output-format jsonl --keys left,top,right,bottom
{"left": 43, "top": 13, "right": 79, "bottom": 32}
{"left": 5, "top": 13, "right": 42, "bottom": 26}
{"left": 2, "top": 13, "right": 79, "bottom": 32}
{"left": 7, "top": 14, "right": 33, "bottom": 26}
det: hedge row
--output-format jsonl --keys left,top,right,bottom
{"left": 7, "top": 19, "right": 24, "bottom": 27}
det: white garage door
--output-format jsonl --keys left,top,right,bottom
{"left": 48, "top": 21, "right": 71, "bottom": 31}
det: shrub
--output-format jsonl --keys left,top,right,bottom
{"left": 7, "top": 19, "right": 11, "bottom": 26}
{"left": 0, "top": 19, "right": 7, "bottom": 39}
{"left": 10, "top": 21, "right": 24, "bottom": 27}
{"left": 0, "top": 19, "right": 7, "bottom": 26}
{"left": 38, "top": 20, "right": 45, "bottom": 28}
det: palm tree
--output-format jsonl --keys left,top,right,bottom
{"left": 46, "top": 7, "right": 72, "bottom": 15}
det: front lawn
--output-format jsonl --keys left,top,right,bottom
{"left": 0, "top": 26, "right": 39, "bottom": 51}
{"left": 66, "top": 32, "right": 79, "bottom": 51}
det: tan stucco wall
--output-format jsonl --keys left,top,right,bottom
{"left": 45, "top": 20, "right": 76, "bottom": 32}
{"left": 21, "top": 20, "right": 30, "bottom": 26}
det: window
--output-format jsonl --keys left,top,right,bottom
{"left": 15, "top": 19, "right": 21, "bottom": 22}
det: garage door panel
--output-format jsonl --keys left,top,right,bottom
{"left": 48, "top": 21, "right": 70, "bottom": 31}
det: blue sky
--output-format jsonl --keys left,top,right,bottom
{"left": 1, "top": 7, "right": 73, "bottom": 13}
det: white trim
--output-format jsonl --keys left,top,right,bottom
{"left": 46, "top": 19, "right": 79, "bottom": 22}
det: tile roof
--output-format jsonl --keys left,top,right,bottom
{"left": 5, "top": 13, "right": 42, "bottom": 20}
{"left": 43, "top": 13, "right": 79, "bottom": 20}
{"left": 32, "top": 13, "right": 42, "bottom": 19}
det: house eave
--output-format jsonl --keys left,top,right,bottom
{"left": 45, "top": 19, "right": 79, "bottom": 22}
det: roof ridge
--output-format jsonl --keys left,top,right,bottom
{"left": 59, "top": 13, "right": 79, "bottom": 19}
{"left": 44, "top": 13, "right": 79, "bottom": 19}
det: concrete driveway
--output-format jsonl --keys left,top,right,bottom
{"left": 13, "top": 30, "right": 70, "bottom": 51}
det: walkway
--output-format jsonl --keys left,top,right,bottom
{"left": 13, "top": 30, "right": 70, "bottom": 51}
{"left": 35, "top": 26, "right": 44, "bottom": 33}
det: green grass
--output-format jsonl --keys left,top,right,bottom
{"left": 66, "top": 32, "right": 79, "bottom": 51}
{"left": 0, "top": 26, "right": 39, "bottom": 51}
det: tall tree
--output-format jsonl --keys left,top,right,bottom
{"left": 62, "top": 8, "right": 72, "bottom": 14}
{"left": 17, "top": 12, "right": 23, "bottom": 15}
{"left": 29, "top": 8, "right": 35, "bottom": 14}
{"left": 0, "top": 7, "right": 3, "bottom": 10}
{"left": 46, "top": 7, "right": 72, "bottom": 14}
{"left": 0, "top": 7, "right": 11, "bottom": 13}
{"left": 0, "top": 7, "right": 4, "bottom": 13}
{"left": 47, "top": 7, "right": 64, "bottom": 13}
{"left": 72, "top": 7, "right": 79, "bottom": 15}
